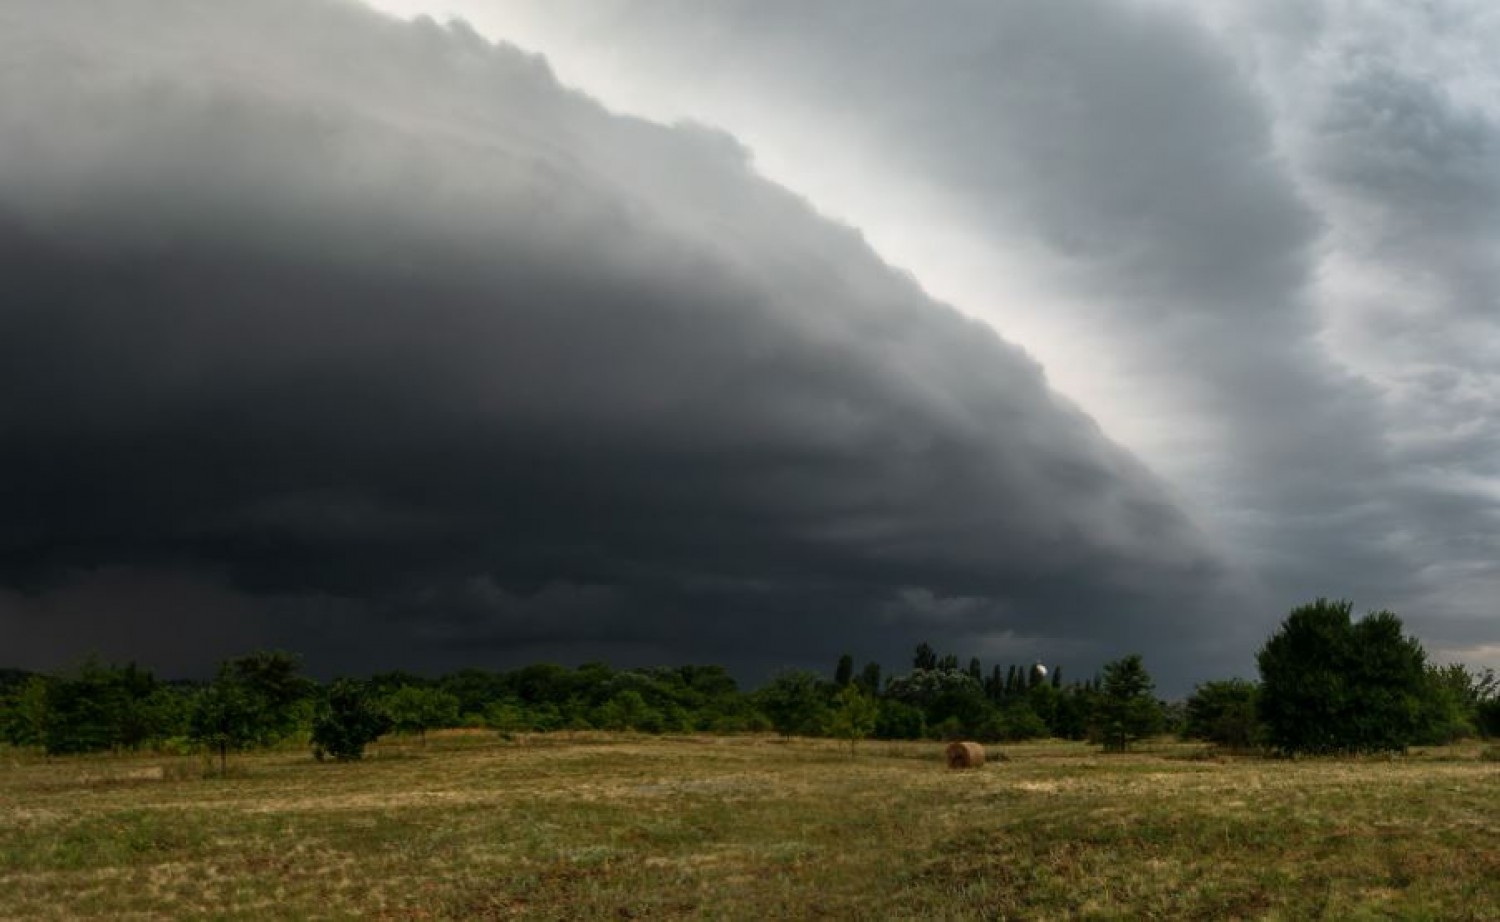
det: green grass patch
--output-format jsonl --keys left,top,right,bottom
{"left": 0, "top": 735, "right": 1494, "bottom": 919}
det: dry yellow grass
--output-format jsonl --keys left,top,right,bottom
{"left": 1, "top": 734, "right": 1496, "bottom": 919}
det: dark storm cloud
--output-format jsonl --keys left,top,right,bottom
{"left": 469, "top": 0, "right": 1500, "bottom": 670}
{"left": 0, "top": 0, "right": 1237, "bottom": 684}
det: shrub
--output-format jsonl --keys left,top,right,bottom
{"left": 311, "top": 680, "right": 392, "bottom": 762}
{"left": 1183, "top": 679, "right": 1260, "bottom": 749}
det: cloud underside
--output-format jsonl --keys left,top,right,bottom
{"left": 402, "top": 0, "right": 1500, "bottom": 667}
{"left": 0, "top": 1, "right": 1238, "bottom": 681}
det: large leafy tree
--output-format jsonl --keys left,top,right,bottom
{"left": 1257, "top": 599, "right": 1430, "bottom": 755}
{"left": 886, "top": 667, "right": 991, "bottom": 738}
{"left": 1093, "top": 654, "right": 1162, "bottom": 752}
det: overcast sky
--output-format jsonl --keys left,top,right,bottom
{"left": 2, "top": 1, "right": 1497, "bottom": 691}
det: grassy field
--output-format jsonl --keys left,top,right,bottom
{"left": 1, "top": 734, "right": 1496, "bottom": 920}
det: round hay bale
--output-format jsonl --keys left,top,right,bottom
{"left": 945, "top": 740, "right": 986, "bottom": 769}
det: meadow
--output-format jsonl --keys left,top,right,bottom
{"left": 1, "top": 734, "right": 1496, "bottom": 920}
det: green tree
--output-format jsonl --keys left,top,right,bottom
{"left": 139, "top": 684, "right": 194, "bottom": 745}
{"left": 1413, "top": 664, "right": 1477, "bottom": 745}
{"left": 834, "top": 654, "right": 855, "bottom": 688}
{"left": 188, "top": 652, "right": 312, "bottom": 771}
{"left": 1473, "top": 667, "right": 1500, "bottom": 737}
{"left": 985, "top": 665, "right": 1004, "bottom": 703}
{"left": 1257, "top": 599, "right": 1430, "bottom": 755}
{"left": 1052, "top": 682, "right": 1097, "bottom": 740}
{"left": 381, "top": 685, "right": 460, "bottom": 743}
{"left": 483, "top": 698, "right": 532, "bottom": 736}
{"left": 41, "top": 660, "right": 164, "bottom": 755}
{"left": 886, "top": 667, "right": 991, "bottom": 737}
{"left": 1027, "top": 681, "right": 1061, "bottom": 733}
{"left": 438, "top": 668, "right": 508, "bottom": 719}
{"left": 756, "top": 670, "right": 831, "bottom": 737}
{"left": 311, "top": 679, "right": 392, "bottom": 761}
{"left": 912, "top": 643, "right": 937, "bottom": 671}
{"left": 217, "top": 651, "right": 313, "bottom": 745}
{"left": 593, "top": 690, "right": 663, "bottom": 732}
{"left": 874, "top": 698, "right": 925, "bottom": 739}
{"left": 189, "top": 680, "right": 262, "bottom": 774}
{"left": 996, "top": 700, "right": 1049, "bottom": 741}
{"left": 1182, "top": 679, "right": 1260, "bottom": 749}
{"left": 1093, "top": 654, "right": 1162, "bottom": 752}
{"left": 829, "top": 685, "right": 879, "bottom": 754}
{"left": 0, "top": 675, "right": 50, "bottom": 747}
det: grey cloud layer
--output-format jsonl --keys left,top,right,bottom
{"left": 465, "top": 0, "right": 1500, "bottom": 665}
{"left": 0, "top": 1, "right": 1238, "bottom": 683}
{"left": 1258, "top": 3, "right": 1500, "bottom": 650}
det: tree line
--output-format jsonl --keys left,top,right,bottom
{"left": 1187, "top": 599, "right": 1498, "bottom": 754}
{"left": 1, "top": 599, "right": 1495, "bottom": 765}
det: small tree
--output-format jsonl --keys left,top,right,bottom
{"left": 188, "top": 652, "right": 313, "bottom": 771}
{"left": 189, "top": 681, "right": 262, "bottom": 774}
{"left": 1413, "top": 664, "right": 1477, "bottom": 745}
{"left": 1093, "top": 654, "right": 1162, "bottom": 752}
{"left": 912, "top": 643, "right": 938, "bottom": 671}
{"left": 311, "top": 680, "right": 392, "bottom": 762}
{"left": 829, "top": 685, "right": 879, "bottom": 754}
{"left": 484, "top": 698, "right": 533, "bottom": 736}
{"left": 834, "top": 654, "right": 855, "bottom": 688}
{"left": 1182, "top": 679, "right": 1260, "bottom": 749}
{"left": 218, "top": 651, "right": 313, "bottom": 745}
{"left": 593, "top": 690, "right": 662, "bottom": 732}
{"left": 1026, "top": 681, "right": 1060, "bottom": 733}
{"left": 1, "top": 676, "right": 50, "bottom": 748}
{"left": 381, "top": 685, "right": 460, "bottom": 743}
{"left": 1475, "top": 668, "right": 1500, "bottom": 738}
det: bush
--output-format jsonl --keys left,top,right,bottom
{"left": 756, "top": 670, "right": 832, "bottom": 737}
{"left": 1183, "top": 679, "right": 1260, "bottom": 749}
{"left": 874, "top": 699, "right": 925, "bottom": 740}
{"left": 311, "top": 680, "right": 392, "bottom": 762}
{"left": 997, "top": 702, "right": 1050, "bottom": 742}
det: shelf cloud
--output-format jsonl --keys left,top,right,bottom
{"left": 0, "top": 0, "right": 1248, "bottom": 684}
